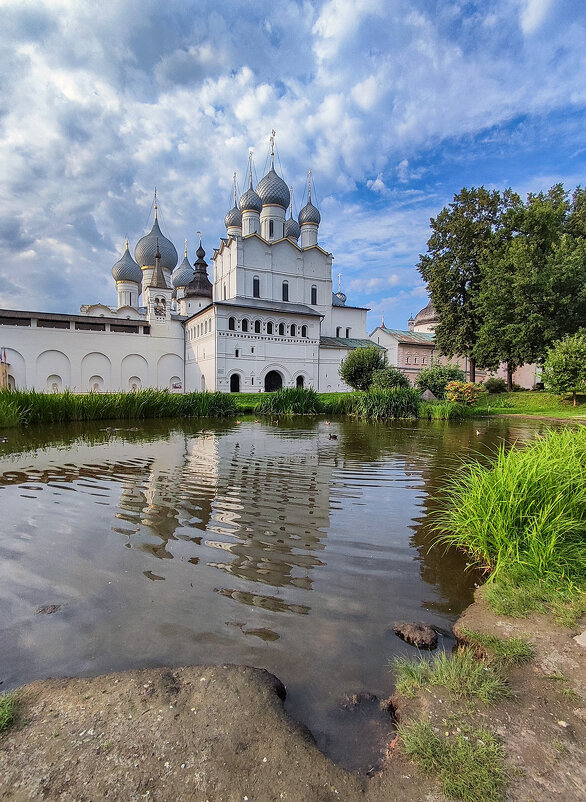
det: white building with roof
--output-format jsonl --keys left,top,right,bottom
{"left": 0, "top": 142, "right": 376, "bottom": 394}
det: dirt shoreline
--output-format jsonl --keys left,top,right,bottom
{"left": 1, "top": 593, "right": 584, "bottom": 801}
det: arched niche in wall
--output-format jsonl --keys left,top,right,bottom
{"left": 36, "top": 349, "right": 71, "bottom": 390}
{"left": 81, "top": 352, "right": 112, "bottom": 391}
{"left": 5, "top": 348, "right": 26, "bottom": 389}
{"left": 121, "top": 353, "right": 149, "bottom": 390}
{"left": 157, "top": 353, "right": 183, "bottom": 389}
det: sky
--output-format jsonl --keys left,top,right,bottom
{"left": 0, "top": 0, "right": 584, "bottom": 331}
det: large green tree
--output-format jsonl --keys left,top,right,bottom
{"left": 417, "top": 187, "right": 519, "bottom": 382}
{"left": 542, "top": 332, "right": 586, "bottom": 406}
{"left": 475, "top": 185, "right": 586, "bottom": 387}
{"left": 339, "top": 346, "right": 386, "bottom": 391}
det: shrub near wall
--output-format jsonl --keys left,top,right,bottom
{"left": 352, "top": 387, "right": 421, "bottom": 420}
{"left": 445, "top": 381, "right": 484, "bottom": 405}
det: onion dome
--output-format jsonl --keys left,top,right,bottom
{"left": 172, "top": 242, "right": 195, "bottom": 288}
{"left": 257, "top": 168, "right": 290, "bottom": 208}
{"left": 414, "top": 299, "right": 438, "bottom": 327}
{"left": 112, "top": 241, "right": 142, "bottom": 284}
{"left": 284, "top": 215, "right": 300, "bottom": 239}
{"left": 184, "top": 240, "right": 212, "bottom": 299}
{"left": 284, "top": 187, "right": 300, "bottom": 239}
{"left": 224, "top": 204, "right": 242, "bottom": 229}
{"left": 134, "top": 203, "right": 178, "bottom": 271}
{"left": 240, "top": 162, "right": 262, "bottom": 212}
{"left": 298, "top": 170, "right": 320, "bottom": 225}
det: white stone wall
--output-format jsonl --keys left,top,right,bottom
{"left": 1, "top": 314, "right": 184, "bottom": 392}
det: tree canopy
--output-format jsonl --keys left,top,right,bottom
{"left": 418, "top": 184, "right": 586, "bottom": 387}
{"left": 339, "top": 346, "right": 386, "bottom": 391}
{"left": 542, "top": 332, "right": 586, "bottom": 406}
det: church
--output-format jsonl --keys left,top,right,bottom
{"left": 0, "top": 142, "right": 375, "bottom": 394}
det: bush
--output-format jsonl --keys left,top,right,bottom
{"left": 339, "top": 346, "right": 386, "bottom": 391}
{"left": 370, "top": 366, "right": 410, "bottom": 390}
{"left": 484, "top": 377, "right": 507, "bottom": 394}
{"left": 416, "top": 363, "right": 465, "bottom": 399}
{"left": 445, "top": 381, "right": 484, "bottom": 406}
{"left": 255, "top": 387, "right": 323, "bottom": 415}
{"left": 351, "top": 387, "right": 421, "bottom": 419}
{"left": 542, "top": 332, "right": 586, "bottom": 406}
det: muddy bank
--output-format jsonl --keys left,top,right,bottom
{"left": 1, "top": 594, "right": 585, "bottom": 801}
{"left": 0, "top": 663, "right": 435, "bottom": 802}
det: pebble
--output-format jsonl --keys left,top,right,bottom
{"left": 557, "top": 720, "right": 569, "bottom": 728}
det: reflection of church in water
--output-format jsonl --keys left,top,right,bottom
{"left": 115, "top": 424, "right": 332, "bottom": 600}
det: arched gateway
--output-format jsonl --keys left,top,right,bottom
{"left": 264, "top": 370, "right": 283, "bottom": 392}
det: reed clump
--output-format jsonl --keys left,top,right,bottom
{"left": 420, "top": 400, "right": 470, "bottom": 420}
{"left": 434, "top": 427, "right": 586, "bottom": 616}
{"left": 350, "top": 387, "right": 421, "bottom": 420}
{"left": 255, "top": 387, "right": 323, "bottom": 415}
{"left": 0, "top": 389, "right": 236, "bottom": 425}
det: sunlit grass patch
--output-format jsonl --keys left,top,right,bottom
{"left": 457, "top": 628, "right": 533, "bottom": 668}
{"left": 399, "top": 719, "right": 507, "bottom": 802}
{"left": 391, "top": 647, "right": 510, "bottom": 704}
{"left": 0, "top": 693, "right": 15, "bottom": 733}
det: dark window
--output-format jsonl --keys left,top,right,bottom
{"left": 254, "top": 320, "right": 261, "bottom": 333}
{"left": 0, "top": 317, "right": 31, "bottom": 327}
{"left": 311, "top": 286, "right": 317, "bottom": 305}
{"left": 278, "top": 323, "right": 285, "bottom": 336}
{"left": 301, "top": 325, "right": 307, "bottom": 337}
{"left": 142, "top": 326, "right": 150, "bottom": 335}
{"left": 336, "top": 327, "right": 341, "bottom": 337}
{"left": 290, "top": 324, "right": 296, "bottom": 336}
{"left": 269, "top": 220, "right": 274, "bottom": 238}
{"left": 346, "top": 328, "right": 350, "bottom": 338}
{"left": 37, "top": 319, "right": 70, "bottom": 329}
{"left": 230, "top": 374, "right": 240, "bottom": 392}
{"left": 110, "top": 324, "right": 139, "bottom": 333}
{"left": 296, "top": 376, "right": 304, "bottom": 388}
{"left": 242, "top": 319, "right": 248, "bottom": 332}
{"left": 267, "top": 322, "right": 273, "bottom": 334}
{"left": 235, "top": 349, "right": 240, "bottom": 357}
{"left": 282, "top": 282, "right": 288, "bottom": 302}
{"left": 223, "top": 284, "right": 226, "bottom": 300}
{"left": 253, "top": 276, "right": 260, "bottom": 298}
{"left": 228, "top": 317, "right": 235, "bottom": 331}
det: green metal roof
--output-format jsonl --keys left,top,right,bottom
{"left": 320, "top": 336, "right": 385, "bottom": 349}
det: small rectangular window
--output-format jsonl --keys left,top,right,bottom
{"left": 311, "top": 286, "right": 317, "bottom": 305}
{"left": 345, "top": 328, "right": 350, "bottom": 338}
{"left": 235, "top": 349, "right": 239, "bottom": 357}
{"left": 269, "top": 220, "right": 274, "bottom": 237}
{"left": 282, "top": 282, "right": 289, "bottom": 302}
{"left": 253, "top": 277, "right": 260, "bottom": 298}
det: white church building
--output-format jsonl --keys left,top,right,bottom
{"left": 0, "top": 144, "right": 375, "bottom": 395}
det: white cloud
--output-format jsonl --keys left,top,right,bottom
{"left": 520, "top": 0, "right": 554, "bottom": 35}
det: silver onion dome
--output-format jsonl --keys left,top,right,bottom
{"left": 284, "top": 215, "right": 300, "bottom": 240}
{"left": 256, "top": 167, "right": 290, "bottom": 209}
{"left": 299, "top": 200, "right": 321, "bottom": 226}
{"left": 172, "top": 254, "right": 194, "bottom": 288}
{"left": 112, "top": 243, "right": 143, "bottom": 284}
{"left": 224, "top": 204, "right": 242, "bottom": 229}
{"left": 414, "top": 299, "right": 438, "bottom": 326}
{"left": 134, "top": 216, "right": 178, "bottom": 271}
{"left": 239, "top": 184, "right": 262, "bottom": 213}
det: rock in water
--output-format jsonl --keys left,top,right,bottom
{"left": 393, "top": 621, "right": 438, "bottom": 649}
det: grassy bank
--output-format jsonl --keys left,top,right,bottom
{"left": 0, "top": 389, "right": 237, "bottom": 426}
{"left": 434, "top": 426, "right": 586, "bottom": 623}
{"left": 480, "top": 390, "right": 586, "bottom": 419}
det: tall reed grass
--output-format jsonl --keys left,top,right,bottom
{"left": 420, "top": 400, "right": 470, "bottom": 420}
{"left": 434, "top": 427, "right": 586, "bottom": 588}
{"left": 0, "top": 389, "right": 237, "bottom": 426}
{"left": 350, "top": 387, "right": 421, "bottom": 420}
{"left": 255, "top": 387, "right": 323, "bottom": 415}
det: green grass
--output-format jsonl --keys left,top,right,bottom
{"left": 0, "top": 693, "right": 15, "bottom": 733}
{"left": 0, "top": 389, "right": 237, "bottom": 426}
{"left": 433, "top": 428, "right": 586, "bottom": 619}
{"left": 479, "top": 391, "right": 586, "bottom": 419}
{"left": 391, "top": 647, "right": 510, "bottom": 704}
{"left": 483, "top": 571, "right": 586, "bottom": 627}
{"left": 420, "top": 400, "right": 471, "bottom": 420}
{"left": 254, "top": 387, "right": 323, "bottom": 415}
{"left": 350, "top": 387, "right": 421, "bottom": 420}
{"left": 399, "top": 719, "right": 507, "bottom": 802}
{"left": 457, "top": 628, "right": 533, "bottom": 667}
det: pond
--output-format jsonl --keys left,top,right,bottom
{"left": 0, "top": 415, "right": 555, "bottom": 771}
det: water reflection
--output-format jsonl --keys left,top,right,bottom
{"left": 0, "top": 415, "right": 561, "bottom": 769}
